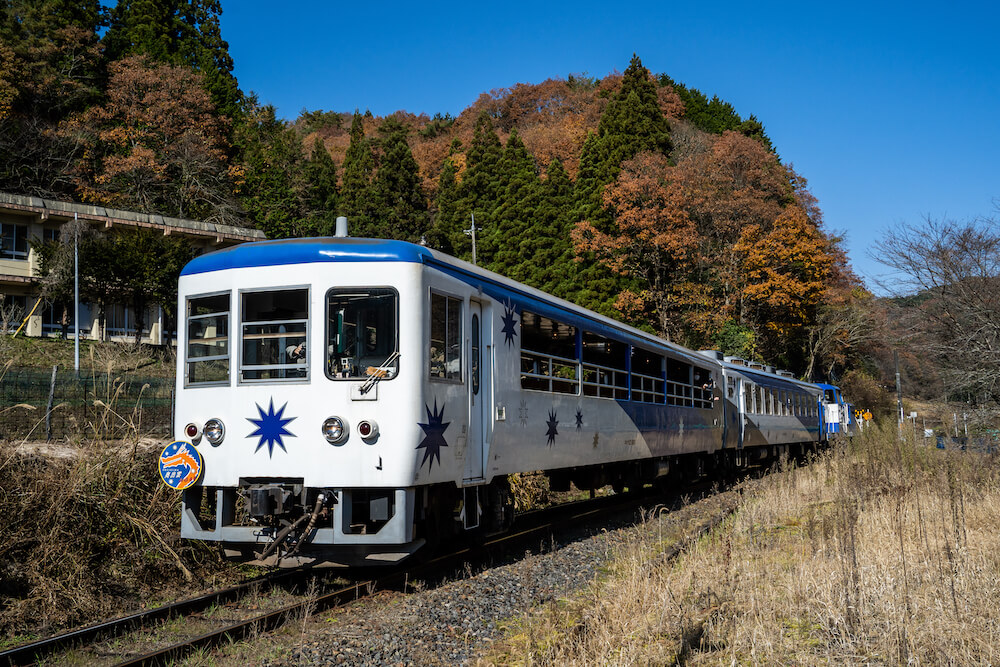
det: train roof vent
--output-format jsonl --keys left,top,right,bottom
{"left": 765, "top": 365, "right": 776, "bottom": 374}
{"left": 776, "top": 370, "right": 796, "bottom": 378}
{"left": 724, "top": 356, "right": 747, "bottom": 366}
{"left": 748, "top": 362, "right": 765, "bottom": 370}
{"left": 697, "top": 350, "right": 724, "bottom": 361}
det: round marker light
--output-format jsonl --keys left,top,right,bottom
{"left": 185, "top": 422, "right": 201, "bottom": 441}
{"left": 204, "top": 418, "right": 225, "bottom": 445}
{"left": 323, "top": 416, "right": 348, "bottom": 444}
{"left": 358, "top": 419, "right": 379, "bottom": 441}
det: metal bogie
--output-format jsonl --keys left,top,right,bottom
{"left": 165, "top": 237, "right": 847, "bottom": 566}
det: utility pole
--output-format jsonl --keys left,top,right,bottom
{"left": 74, "top": 212, "right": 80, "bottom": 375}
{"left": 464, "top": 213, "right": 480, "bottom": 266}
{"left": 894, "top": 349, "right": 903, "bottom": 437}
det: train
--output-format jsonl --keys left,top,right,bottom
{"left": 161, "top": 229, "right": 851, "bottom": 567}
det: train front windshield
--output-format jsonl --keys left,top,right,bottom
{"left": 326, "top": 288, "right": 399, "bottom": 379}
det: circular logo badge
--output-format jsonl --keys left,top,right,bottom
{"left": 159, "top": 441, "right": 203, "bottom": 490}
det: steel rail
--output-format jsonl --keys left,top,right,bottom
{"left": 113, "top": 490, "right": 668, "bottom": 666}
{"left": 5, "top": 478, "right": 739, "bottom": 667}
{"left": 0, "top": 569, "right": 308, "bottom": 667}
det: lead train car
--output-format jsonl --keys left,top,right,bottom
{"left": 174, "top": 237, "right": 828, "bottom": 566}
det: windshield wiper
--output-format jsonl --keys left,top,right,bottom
{"left": 359, "top": 351, "right": 400, "bottom": 395}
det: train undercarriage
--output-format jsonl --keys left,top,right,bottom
{"left": 180, "top": 441, "right": 819, "bottom": 568}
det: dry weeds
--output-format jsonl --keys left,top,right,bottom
{"left": 484, "top": 424, "right": 1000, "bottom": 665}
{"left": 0, "top": 344, "right": 236, "bottom": 640}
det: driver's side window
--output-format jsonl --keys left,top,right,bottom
{"left": 429, "top": 292, "right": 462, "bottom": 382}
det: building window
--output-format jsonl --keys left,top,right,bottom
{"left": 0, "top": 223, "right": 28, "bottom": 260}
{"left": 0, "top": 294, "right": 28, "bottom": 333}
{"left": 429, "top": 292, "right": 461, "bottom": 382}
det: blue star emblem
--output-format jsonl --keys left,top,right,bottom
{"left": 417, "top": 399, "right": 450, "bottom": 471}
{"left": 247, "top": 399, "right": 296, "bottom": 457}
{"left": 500, "top": 300, "right": 518, "bottom": 347}
{"left": 546, "top": 409, "right": 559, "bottom": 447}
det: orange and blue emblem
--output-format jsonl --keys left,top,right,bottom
{"left": 159, "top": 440, "right": 203, "bottom": 490}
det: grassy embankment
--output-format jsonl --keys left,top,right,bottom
{"left": 0, "top": 335, "right": 175, "bottom": 378}
{"left": 486, "top": 423, "right": 1000, "bottom": 665}
{"left": 0, "top": 337, "right": 244, "bottom": 645}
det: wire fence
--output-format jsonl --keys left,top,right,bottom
{"left": 0, "top": 365, "right": 173, "bottom": 441}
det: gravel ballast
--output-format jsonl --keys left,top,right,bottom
{"left": 260, "top": 488, "right": 742, "bottom": 666}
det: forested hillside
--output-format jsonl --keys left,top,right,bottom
{"left": 0, "top": 0, "right": 877, "bottom": 379}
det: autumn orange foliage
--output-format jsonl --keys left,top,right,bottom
{"left": 574, "top": 152, "right": 700, "bottom": 340}
{"left": 735, "top": 205, "right": 834, "bottom": 337}
{"left": 62, "top": 55, "right": 231, "bottom": 220}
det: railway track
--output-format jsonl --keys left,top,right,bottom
{"left": 1, "top": 478, "right": 742, "bottom": 666}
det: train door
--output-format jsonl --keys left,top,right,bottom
{"left": 723, "top": 372, "right": 741, "bottom": 449}
{"left": 464, "top": 301, "right": 489, "bottom": 481}
{"left": 736, "top": 377, "right": 746, "bottom": 448}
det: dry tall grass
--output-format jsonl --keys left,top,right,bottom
{"left": 485, "top": 425, "right": 1000, "bottom": 665}
{"left": 0, "top": 346, "right": 232, "bottom": 640}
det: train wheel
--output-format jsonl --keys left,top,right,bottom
{"left": 421, "top": 486, "right": 459, "bottom": 549}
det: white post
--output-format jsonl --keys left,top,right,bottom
{"left": 464, "top": 213, "right": 479, "bottom": 265}
{"left": 74, "top": 213, "right": 80, "bottom": 374}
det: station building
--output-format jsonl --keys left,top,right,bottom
{"left": 0, "top": 191, "right": 264, "bottom": 344}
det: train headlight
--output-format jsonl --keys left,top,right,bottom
{"left": 323, "top": 416, "right": 348, "bottom": 444}
{"left": 184, "top": 422, "right": 201, "bottom": 442}
{"left": 204, "top": 418, "right": 225, "bottom": 445}
{"left": 357, "top": 419, "right": 379, "bottom": 441}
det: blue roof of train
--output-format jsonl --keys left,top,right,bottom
{"left": 182, "top": 237, "right": 830, "bottom": 388}
{"left": 181, "top": 236, "right": 710, "bottom": 364}
{"left": 181, "top": 237, "right": 431, "bottom": 276}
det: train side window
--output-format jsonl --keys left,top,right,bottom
{"left": 429, "top": 293, "right": 462, "bottom": 382}
{"left": 630, "top": 347, "right": 665, "bottom": 404}
{"left": 240, "top": 288, "right": 309, "bottom": 382}
{"left": 186, "top": 292, "right": 230, "bottom": 385}
{"left": 521, "top": 312, "right": 578, "bottom": 394}
{"left": 727, "top": 376, "right": 736, "bottom": 400}
{"left": 666, "top": 358, "right": 693, "bottom": 407}
{"left": 693, "top": 367, "right": 713, "bottom": 409}
{"left": 744, "top": 381, "right": 754, "bottom": 413}
{"left": 326, "top": 288, "right": 399, "bottom": 381}
{"left": 581, "top": 331, "right": 627, "bottom": 399}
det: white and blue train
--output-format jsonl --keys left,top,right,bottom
{"left": 167, "top": 231, "right": 849, "bottom": 567}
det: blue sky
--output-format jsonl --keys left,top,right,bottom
{"left": 219, "top": 1, "right": 999, "bottom": 290}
